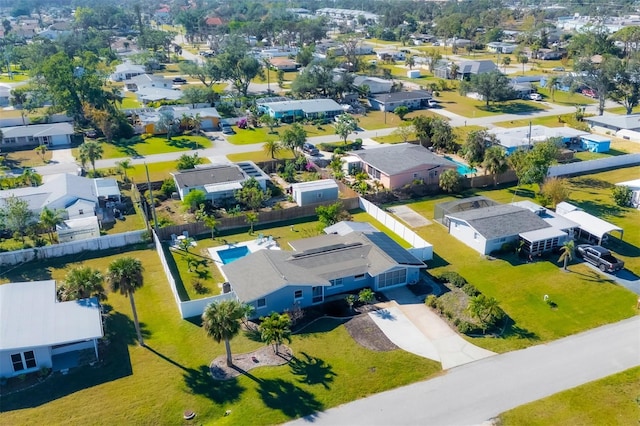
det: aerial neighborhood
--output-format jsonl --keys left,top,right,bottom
{"left": 1, "top": 0, "right": 639, "bottom": 424}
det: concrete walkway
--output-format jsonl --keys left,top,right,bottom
{"left": 375, "top": 287, "right": 495, "bottom": 369}
{"left": 287, "top": 316, "right": 640, "bottom": 426}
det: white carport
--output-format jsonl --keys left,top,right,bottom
{"left": 560, "top": 210, "right": 623, "bottom": 244}
{"left": 616, "top": 179, "right": 640, "bottom": 209}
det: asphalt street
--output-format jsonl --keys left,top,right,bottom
{"left": 287, "top": 316, "right": 640, "bottom": 426}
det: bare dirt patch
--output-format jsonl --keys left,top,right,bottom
{"left": 210, "top": 345, "right": 293, "bottom": 380}
{"left": 344, "top": 314, "right": 398, "bottom": 352}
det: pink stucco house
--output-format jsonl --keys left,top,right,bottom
{"left": 350, "top": 143, "right": 456, "bottom": 190}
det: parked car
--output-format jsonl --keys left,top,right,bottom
{"left": 84, "top": 129, "right": 98, "bottom": 138}
{"left": 581, "top": 88, "right": 597, "bottom": 98}
{"left": 529, "top": 93, "right": 542, "bottom": 101}
{"left": 576, "top": 244, "right": 625, "bottom": 273}
{"left": 172, "top": 77, "right": 187, "bottom": 85}
{"left": 221, "top": 124, "right": 235, "bottom": 135}
{"left": 302, "top": 143, "right": 319, "bottom": 156}
{"left": 552, "top": 66, "right": 565, "bottom": 72}
{"left": 427, "top": 99, "right": 439, "bottom": 108}
{"left": 432, "top": 41, "right": 440, "bottom": 46}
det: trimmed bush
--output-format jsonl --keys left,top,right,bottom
{"left": 462, "top": 283, "right": 480, "bottom": 297}
{"left": 318, "top": 140, "right": 363, "bottom": 153}
{"left": 425, "top": 294, "right": 438, "bottom": 308}
{"left": 437, "top": 271, "right": 467, "bottom": 288}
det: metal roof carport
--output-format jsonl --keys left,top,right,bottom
{"left": 561, "top": 210, "right": 623, "bottom": 244}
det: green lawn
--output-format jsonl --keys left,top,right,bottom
{"left": 402, "top": 167, "right": 639, "bottom": 353}
{"left": 0, "top": 73, "right": 29, "bottom": 83}
{"left": 120, "top": 92, "right": 142, "bottom": 109}
{"left": 493, "top": 115, "right": 566, "bottom": 128}
{"left": 606, "top": 105, "right": 640, "bottom": 115}
{"left": 113, "top": 159, "right": 210, "bottom": 183}
{"left": 74, "top": 135, "right": 211, "bottom": 160}
{"left": 536, "top": 87, "right": 596, "bottom": 106}
{"left": 2, "top": 148, "right": 53, "bottom": 168}
{"left": 226, "top": 124, "right": 335, "bottom": 146}
{"left": 499, "top": 367, "right": 640, "bottom": 425}
{"left": 436, "top": 91, "right": 549, "bottom": 118}
{"left": 0, "top": 246, "right": 439, "bottom": 424}
{"left": 227, "top": 150, "right": 295, "bottom": 163}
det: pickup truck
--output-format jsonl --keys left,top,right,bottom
{"left": 576, "top": 244, "right": 625, "bottom": 273}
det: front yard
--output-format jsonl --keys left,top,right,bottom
{"left": 0, "top": 246, "right": 439, "bottom": 425}
{"left": 74, "top": 135, "right": 212, "bottom": 160}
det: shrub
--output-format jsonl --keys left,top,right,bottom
{"left": 318, "top": 140, "right": 362, "bottom": 153}
{"left": 462, "top": 283, "right": 480, "bottom": 297}
{"left": 192, "top": 279, "right": 209, "bottom": 294}
{"left": 17, "top": 374, "right": 27, "bottom": 382}
{"left": 38, "top": 366, "right": 51, "bottom": 378}
{"left": 457, "top": 321, "right": 476, "bottom": 334}
{"left": 425, "top": 294, "right": 438, "bottom": 308}
{"left": 161, "top": 179, "right": 177, "bottom": 197}
{"left": 612, "top": 185, "right": 632, "bottom": 207}
{"left": 437, "top": 271, "right": 467, "bottom": 288}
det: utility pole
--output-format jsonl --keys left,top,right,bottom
{"left": 528, "top": 120, "right": 532, "bottom": 150}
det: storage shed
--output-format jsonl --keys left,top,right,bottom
{"left": 290, "top": 180, "right": 339, "bottom": 206}
{"left": 580, "top": 134, "right": 611, "bottom": 153}
{"left": 407, "top": 69, "right": 421, "bottom": 78}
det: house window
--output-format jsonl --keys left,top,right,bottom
{"left": 378, "top": 269, "right": 407, "bottom": 289}
{"left": 474, "top": 232, "right": 479, "bottom": 241}
{"left": 294, "top": 290, "right": 303, "bottom": 299}
{"left": 78, "top": 209, "right": 84, "bottom": 215}
{"left": 10, "top": 351, "right": 36, "bottom": 372}
{"left": 317, "top": 193, "right": 323, "bottom": 199}
{"left": 413, "top": 173, "right": 418, "bottom": 178}
{"left": 256, "top": 298, "right": 266, "bottom": 308}
{"left": 354, "top": 274, "right": 365, "bottom": 280}
{"left": 312, "top": 286, "right": 323, "bottom": 304}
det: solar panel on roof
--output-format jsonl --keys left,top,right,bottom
{"left": 365, "top": 232, "right": 423, "bottom": 265}
{"left": 293, "top": 242, "right": 363, "bottom": 258}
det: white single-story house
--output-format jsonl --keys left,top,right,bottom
{"left": 486, "top": 42, "right": 517, "bottom": 54}
{"left": 488, "top": 125, "right": 589, "bottom": 155}
{"left": 457, "top": 60, "right": 498, "bottom": 80}
{"left": 0, "top": 280, "right": 103, "bottom": 378}
{"left": 135, "top": 87, "right": 184, "bottom": 104}
{"left": 584, "top": 114, "right": 640, "bottom": 142}
{"left": 171, "top": 162, "right": 271, "bottom": 202}
{"left": 257, "top": 98, "right": 345, "bottom": 121}
{"left": 57, "top": 215, "right": 101, "bottom": 243}
{"left": 0, "top": 173, "right": 99, "bottom": 221}
{"left": 0, "top": 123, "right": 75, "bottom": 149}
{"left": 616, "top": 179, "right": 640, "bottom": 209}
{"left": 124, "top": 74, "right": 174, "bottom": 92}
{"left": 352, "top": 76, "right": 393, "bottom": 94}
{"left": 134, "top": 106, "right": 221, "bottom": 134}
{"left": 110, "top": 61, "right": 147, "bottom": 82}
{"left": 0, "top": 84, "right": 11, "bottom": 107}
{"left": 555, "top": 202, "right": 624, "bottom": 244}
{"left": 222, "top": 221, "right": 425, "bottom": 317}
{"left": 376, "top": 50, "right": 406, "bottom": 61}
{"left": 290, "top": 180, "right": 339, "bottom": 206}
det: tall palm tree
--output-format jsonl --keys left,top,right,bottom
{"left": 39, "top": 207, "right": 64, "bottom": 243}
{"left": 558, "top": 240, "right": 575, "bottom": 271}
{"left": 482, "top": 146, "right": 508, "bottom": 187}
{"left": 107, "top": 257, "right": 146, "bottom": 346}
{"left": 59, "top": 266, "right": 106, "bottom": 301}
{"left": 547, "top": 75, "right": 559, "bottom": 102}
{"left": 259, "top": 312, "right": 292, "bottom": 354}
{"left": 202, "top": 300, "right": 246, "bottom": 367}
{"left": 34, "top": 144, "right": 48, "bottom": 163}
{"left": 263, "top": 140, "right": 282, "bottom": 159}
{"left": 79, "top": 141, "right": 104, "bottom": 174}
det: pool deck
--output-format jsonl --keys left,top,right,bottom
{"left": 208, "top": 237, "right": 281, "bottom": 282}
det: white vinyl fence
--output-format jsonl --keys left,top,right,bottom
{"left": 358, "top": 197, "right": 433, "bottom": 261}
{"left": 0, "top": 230, "right": 146, "bottom": 267}
{"left": 152, "top": 230, "right": 236, "bottom": 319}
{"left": 549, "top": 153, "right": 640, "bottom": 177}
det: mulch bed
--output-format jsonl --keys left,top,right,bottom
{"left": 344, "top": 314, "right": 398, "bottom": 352}
{"left": 210, "top": 345, "right": 293, "bottom": 380}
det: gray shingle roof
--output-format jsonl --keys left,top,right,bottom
{"left": 172, "top": 165, "right": 245, "bottom": 189}
{"left": 585, "top": 114, "right": 640, "bottom": 131}
{"left": 1, "top": 122, "right": 74, "bottom": 138}
{"left": 262, "top": 99, "right": 343, "bottom": 114}
{"left": 371, "top": 90, "right": 432, "bottom": 103}
{"left": 447, "top": 205, "right": 550, "bottom": 240}
{"left": 353, "top": 143, "right": 455, "bottom": 176}
{"left": 458, "top": 60, "right": 497, "bottom": 75}
{"left": 225, "top": 226, "right": 423, "bottom": 302}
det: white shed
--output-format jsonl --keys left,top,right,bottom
{"left": 291, "top": 180, "right": 339, "bottom": 206}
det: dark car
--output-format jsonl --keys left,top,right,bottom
{"left": 84, "top": 129, "right": 98, "bottom": 138}
{"left": 172, "top": 77, "right": 187, "bottom": 85}
{"left": 221, "top": 124, "right": 235, "bottom": 135}
{"left": 302, "top": 143, "right": 319, "bottom": 156}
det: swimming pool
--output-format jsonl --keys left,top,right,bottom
{"left": 217, "top": 246, "right": 250, "bottom": 264}
{"left": 444, "top": 156, "right": 476, "bottom": 175}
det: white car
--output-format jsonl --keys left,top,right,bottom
{"left": 529, "top": 93, "right": 542, "bottom": 101}
{"left": 427, "top": 99, "right": 439, "bottom": 107}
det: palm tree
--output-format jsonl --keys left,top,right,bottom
{"left": 115, "top": 159, "right": 133, "bottom": 182}
{"left": 501, "top": 56, "right": 511, "bottom": 72}
{"left": 245, "top": 211, "right": 258, "bottom": 234}
{"left": 259, "top": 312, "right": 292, "bottom": 354}
{"left": 79, "top": 141, "right": 104, "bottom": 174}
{"left": 467, "top": 294, "right": 504, "bottom": 333}
{"left": 39, "top": 207, "right": 64, "bottom": 243}
{"left": 263, "top": 140, "right": 282, "bottom": 159}
{"left": 518, "top": 55, "right": 529, "bottom": 75}
{"left": 34, "top": 144, "right": 48, "bottom": 163}
{"left": 482, "top": 146, "right": 508, "bottom": 187}
{"left": 449, "top": 62, "right": 459, "bottom": 80}
{"left": 107, "top": 257, "right": 146, "bottom": 346}
{"left": 202, "top": 300, "right": 246, "bottom": 367}
{"left": 406, "top": 55, "right": 415, "bottom": 69}
{"left": 547, "top": 75, "right": 559, "bottom": 102}
{"left": 20, "top": 168, "right": 42, "bottom": 187}
{"left": 203, "top": 215, "right": 218, "bottom": 239}
{"left": 259, "top": 114, "right": 277, "bottom": 133}
{"left": 558, "top": 240, "right": 575, "bottom": 271}
{"left": 59, "top": 266, "right": 106, "bottom": 301}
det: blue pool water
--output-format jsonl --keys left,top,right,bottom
{"left": 218, "top": 246, "right": 250, "bottom": 264}
{"left": 444, "top": 156, "right": 476, "bottom": 175}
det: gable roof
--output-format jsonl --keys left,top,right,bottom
{"left": 0, "top": 280, "right": 103, "bottom": 351}
{"left": 225, "top": 224, "right": 423, "bottom": 302}
{"left": 1, "top": 122, "right": 74, "bottom": 138}
{"left": 261, "top": 99, "right": 343, "bottom": 114}
{"left": 352, "top": 143, "right": 455, "bottom": 176}
{"left": 127, "top": 73, "right": 172, "bottom": 86}
{"left": 585, "top": 114, "right": 640, "bottom": 131}
{"left": 0, "top": 173, "right": 98, "bottom": 211}
{"left": 371, "top": 90, "right": 432, "bottom": 103}
{"left": 447, "top": 204, "right": 551, "bottom": 240}
{"left": 458, "top": 60, "right": 497, "bottom": 75}
{"left": 172, "top": 164, "right": 245, "bottom": 189}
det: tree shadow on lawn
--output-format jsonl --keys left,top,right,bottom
{"left": 496, "top": 316, "right": 539, "bottom": 341}
{"left": 571, "top": 199, "right": 626, "bottom": 220}
{"left": 161, "top": 243, "right": 189, "bottom": 301}
{"left": 110, "top": 138, "right": 143, "bottom": 158}
{"left": 570, "top": 176, "right": 614, "bottom": 190}
{"left": 0, "top": 312, "right": 136, "bottom": 411}
{"left": 289, "top": 352, "right": 337, "bottom": 390}
{"left": 183, "top": 365, "right": 246, "bottom": 404}
{"left": 428, "top": 252, "right": 450, "bottom": 269}
{"left": 477, "top": 102, "right": 546, "bottom": 115}
{"left": 167, "top": 137, "right": 198, "bottom": 150}
{"left": 606, "top": 237, "right": 640, "bottom": 258}
{"left": 257, "top": 378, "right": 323, "bottom": 420}
{"left": 506, "top": 187, "right": 536, "bottom": 200}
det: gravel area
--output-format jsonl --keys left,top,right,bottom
{"left": 210, "top": 345, "right": 293, "bottom": 380}
{"left": 344, "top": 314, "right": 398, "bottom": 352}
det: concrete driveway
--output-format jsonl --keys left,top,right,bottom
{"left": 372, "top": 287, "right": 495, "bottom": 369}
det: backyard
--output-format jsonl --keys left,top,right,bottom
{"left": 397, "top": 166, "right": 640, "bottom": 353}
{"left": 0, "top": 246, "right": 439, "bottom": 425}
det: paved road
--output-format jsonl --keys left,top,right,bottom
{"left": 287, "top": 316, "right": 640, "bottom": 426}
